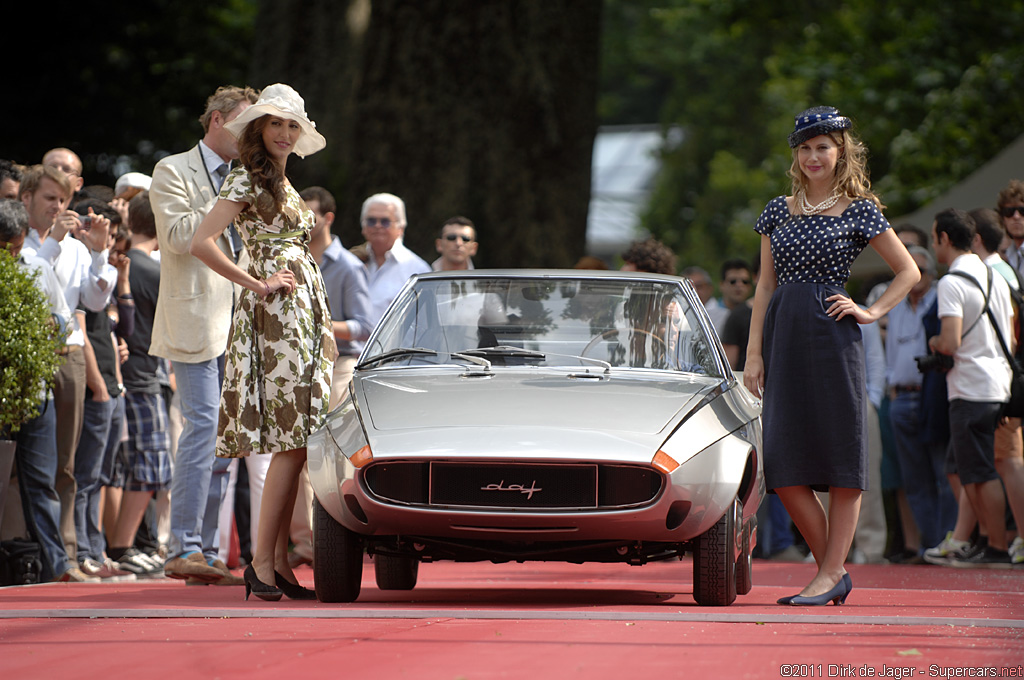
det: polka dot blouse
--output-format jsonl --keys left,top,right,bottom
{"left": 755, "top": 196, "right": 890, "bottom": 286}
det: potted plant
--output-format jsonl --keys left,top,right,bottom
{"left": 0, "top": 249, "right": 66, "bottom": 524}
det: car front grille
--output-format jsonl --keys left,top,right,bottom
{"left": 363, "top": 461, "right": 663, "bottom": 511}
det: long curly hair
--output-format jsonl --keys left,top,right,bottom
{"left": 238, "top": 115, "right": 287, "bottom": 218}
{"left": 788, "top": 129, "right": 884, "bottom": 212}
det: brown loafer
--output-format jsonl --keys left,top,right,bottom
{"left": 163, "top": 552, "right": 222, "bottom": 583}
{"left": 208, "top": 559, "right": 245, "bottom": 586}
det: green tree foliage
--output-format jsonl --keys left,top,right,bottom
{"left": 0, "top": 252, "right": 67, "bottom": 434}
{"left": 9, "top": 0, "right": 257, "bottom": 184}
{"left": 601, "top": 0, "right": 1024, "bottom": 277}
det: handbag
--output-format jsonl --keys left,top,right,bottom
{"left": 0, "top": 539, "right": 43, "bottom": 586}
{"left": 947, "top": 269, "right": 1024, "bottom": 417}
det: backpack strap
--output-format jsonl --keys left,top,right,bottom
{"left": 945, "top": 269, "right": 991, "bottom": 340}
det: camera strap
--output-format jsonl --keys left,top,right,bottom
{"left": 946, "top": 269, "right": 1020, "bottom": 375}
{"left": 946, "top": 269, "right": 991, "bottom": 340}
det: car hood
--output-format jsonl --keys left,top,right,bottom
{"left": 355, "top": 369, "right": 724, "bottom": 462}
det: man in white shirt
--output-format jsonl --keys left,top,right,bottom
{"left": 930, "top": 208, "right": 1014, "bottom": 567}
{"left": 19, "top": 164, "right": 115, "bottom": 564}
{"left": 968, "top": 208, "right": 1024, "bottom": 565}
{"left": 0, "top": 199, "right": 85, "bottom": 582}
{"left": 360, "top": 193, "right": 429, "bottom": 328}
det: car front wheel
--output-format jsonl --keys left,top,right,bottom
{"left": 313, "top": 497, "right": 363, "bottom": 602}
{"left": 692, "top": 499, "right": 738, "bottom": 606}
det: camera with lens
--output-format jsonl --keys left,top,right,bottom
{"left": 914, "top": 352, "right": 954, "bottom": 373}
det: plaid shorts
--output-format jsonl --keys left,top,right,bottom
{"left": 123, "top": 391, "right": 172, "bottom": 492}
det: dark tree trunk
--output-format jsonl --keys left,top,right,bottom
{"left": 340, "top": 0, "right": 602, "bottom": 268}
{"left": 249, "top": 0, "right": 368, "bottom": 192}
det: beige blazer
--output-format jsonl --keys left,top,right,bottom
{"left": 149, "top": 144, "right": 237, "bottom": 364}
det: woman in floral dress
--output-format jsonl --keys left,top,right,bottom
{"left": 190, "top": 84, "right": 334, "bottom": 601}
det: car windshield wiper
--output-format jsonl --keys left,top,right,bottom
{"left": 356, "top": 347, "right": 438, "bottom": 369}
{"left": 449, "top": 352, "right": 492, "bottom": 371}
{"left": 546, "top": 352, "right": 612, "bottom": 374}
{"left": 460, "top": 346, "right": 546, "bottom": 360}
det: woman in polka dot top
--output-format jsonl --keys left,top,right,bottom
{"left": 744, "top": 106, "right": 920, "bottom": 606}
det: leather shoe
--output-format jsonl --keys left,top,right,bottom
{"left": 184, "top": 559, "right": 244, "bottom": 586}
{"left": 164, "top": 552, "right": 222, "bottom": 583}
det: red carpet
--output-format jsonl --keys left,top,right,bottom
{"left": 1, "top": 560, "right": 1021, "bottom": 679}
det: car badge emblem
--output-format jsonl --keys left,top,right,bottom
{"left": 480, "top": 480, "right": 542, "bottom": 500}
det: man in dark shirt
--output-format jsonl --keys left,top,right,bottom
{"left": 105, "top": 192, "right": 170, "bottom": 579}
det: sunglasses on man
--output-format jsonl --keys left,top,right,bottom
{"left": 999, "top": 206, "right": 1024, "bottom": 218}
{"left": 363, "top": 217, "right": 393, "bottom": 228}
{"left": 443, "top": 233, "right": 474, "bottom": 243}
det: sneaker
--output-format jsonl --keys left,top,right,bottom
{"left": 950, "top": 546, "right": 1013, "bottom": 569}
{"left": 923, "top": 532, "right": 971, "bottom": 565}
{"left": 1010, "top": 537, "right": 1024, "bottom": 566}
{"left": 143, "top": 550, "right": 165, "bottom": 568}
{"left": 80, "top": 558, "right": 137, "bottom": 582}
{"left": 54, "top": 566, "right": 100, "bottom": 583}
{"left": 163, "top": 552, "right": 222, "bottom": 583}
{"left": 116, "top": 548, "right": 165, "bottom": 579}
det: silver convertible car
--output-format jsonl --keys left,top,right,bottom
{"left": 307, "top": 270, "right": 763, "bottom": 605}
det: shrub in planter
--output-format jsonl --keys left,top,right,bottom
{"left": 0, "top": 249, "right": 66, "bottom": 434}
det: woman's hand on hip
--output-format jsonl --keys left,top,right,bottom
{"left": 264, "top": 268, "right": 296, "bottom": 296}
{"left": 826, "top": 294, "right": 875, "bottom": 324}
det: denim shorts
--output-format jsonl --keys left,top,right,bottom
{"left": 948, "top": 399, "right": 1002, "bottom": 485}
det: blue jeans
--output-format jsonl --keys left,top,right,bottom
{"left": 73, "top": 396, "right": 118, "bottom": 563}
{"left": 889, "top": 392, "right": 957, "bottom": 549}
{"left": 15, "top": 398, "right": 70, "bottom": 581}
{"left": 169, "top": 358, "right": 231, "bottom": 561}
{"left": 756, "top": 495, "right": 794, "bottom": 556}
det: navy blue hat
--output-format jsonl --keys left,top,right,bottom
{"left": 788, "top": 106, "right": 852, "bottom": 148}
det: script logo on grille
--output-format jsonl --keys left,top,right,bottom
{"left": 480, "top": 480, "right": 542, "bottom": 500}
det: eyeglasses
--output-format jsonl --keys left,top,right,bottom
{"left": 726, "top": 278, "right": 750, "bottom": 285}
{"left": 999, "top": 206, "right": 1024, "bottom": 218}
{"left": 443, "top": 233, "right": 474, "bottom": 243}
{"left": 45, "top": 161, "right": 80, "bottom": 178}
{"left": 363, "top": 217, "right": 393, "bottom": 228}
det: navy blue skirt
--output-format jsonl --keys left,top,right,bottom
{"left": 761, "top": 283, "right": 868, "bottom": 492}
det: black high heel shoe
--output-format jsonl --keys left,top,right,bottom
{"left": 244, "top": 565, "right": 283, "bottom": 602}
{"left": 789, "top": 574, "right": 851, "bottom": 606}
{"left": 275, "top": 571, "right": 317, "bottom": 600}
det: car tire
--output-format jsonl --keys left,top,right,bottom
{"left": 735, "top": 515, "right": 753, "bottom": 596}
{"left": 692, "top": 499, "right": 738, "bottom": 606}
{"left": 374, "top": 554, "right": 419, "bottom": 590}
{"left": 313, "top": 497, "right": 363, "bottom": 602}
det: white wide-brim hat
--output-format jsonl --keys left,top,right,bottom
{"left": 224, "top": 83, "right": 326, "bottom": 158}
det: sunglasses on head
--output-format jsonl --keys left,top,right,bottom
{"left": 443, "top": 233, "right": 474, "bottom": 242}
{"left": 363, "top": 217, "right": 393, "bottom": 228}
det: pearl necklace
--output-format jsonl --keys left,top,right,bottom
{"left": 799, "top": 190, "right": 841, "bottom": 216}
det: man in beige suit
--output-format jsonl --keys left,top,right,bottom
{"left": 149, "top": 85, "right": 258, "bottom": 584}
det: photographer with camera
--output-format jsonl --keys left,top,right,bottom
{"left": 929, "top": 208, "right": 1015, "bottom": 567}
{"left": 886, "top": 245, "right": 958, "bottom": 555}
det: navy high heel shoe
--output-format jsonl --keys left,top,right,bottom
{"left": 244, "top": 565, "right": 283, "bottom": 602}
{"left": 275, "top": 571, "right": 317, "bottom": 600}
{"left": 789, "top": 574, "right": 851, "bottom": 606}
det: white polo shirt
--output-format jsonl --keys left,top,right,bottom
{"left": 937, "top": 253, "right": 1013, "bottom": 402}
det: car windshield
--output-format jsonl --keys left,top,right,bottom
{"left": 362, "top": 276, "right": 723, "bottom": 376}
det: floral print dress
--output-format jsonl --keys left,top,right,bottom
{"left": 215, "top": 167, "right": 334, "bottom": 457}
